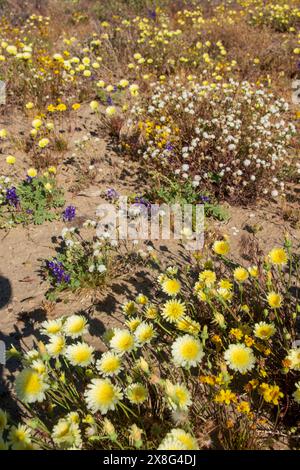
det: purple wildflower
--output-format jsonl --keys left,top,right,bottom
{"left": 106, "top": 188, "right": 119, "bottom": 200}
{"left": 6, "top": 187, "right": 19, "bottom": 207}
{"left": 63, "top": 205, "right": 76, "bottom": 222}
{"left": 48, "top": 259, "right": 70, "bottom": 284}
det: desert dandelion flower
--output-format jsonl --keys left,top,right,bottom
{"left": 171, "top": 335, "right": 204, "bottom": 368}
{"left": 213, "top": 240, "right": 230, "bottom": 255}
{"left": 233, "top": 267, "right": 249, "bottom": 283}
{"left": 41, "top": 319, "right": 63, "bottom": 336}
{"left": 254, "top": 322, "right": 276, "bottom": 340}
{"left": 47, "top": 334, "right": 66, "bottom": 357}
{"left": 8, "top": 424, "right": 32, "bottom": 450}
{"left": 165, "top": 382, "right": 192, "bottom": 411}
{"left": 267, "top": 292, "right": 282, "bottom": 309}
{"left": 134, "top": 322, "right": 156, "bottom": 345}
{"left": 224, "top": 343, "right": 255, "bottom": 373}
{"left": 162, "top": 278, "right": 181, "bottom": 296}
{"left": 64, "top": 315, "right": 88, "bottom": 338}
{"left": 268, "top": 248, "right": 288, "bottom": 266}
{"left": 109, "top": 328, "right": 135, "bottom": 355}
{"left": 15, "top": 368, "right": 49, "bottom": 403}
{"left": 96, "top": 352, "right": 122, "bottom": 377}
{"left": 65, "top": 342, "right": 94, "bottom": 367}
{"left": 84, "top": 378, "right": 123, "bottom": 414}
{"left": 126, "top": 383, "right": 148, "bottom": 404}
{"left": 162, "top": 299, "right": 186, "bottom": 323}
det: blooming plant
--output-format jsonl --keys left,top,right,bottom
{"left": 3, "top": 240, "right": 299, "bottom": 450}
{"left": 126, "top": 77, "right": 296, "bottom": 202}
{"left": 44, "top": 222, "right": 135, "bottom": 300}
{"left": 0, "top": 173, "right": 65, "bottom": 228}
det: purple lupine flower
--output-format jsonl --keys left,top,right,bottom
{"left": 165, "top": 142, "right": 173, "bottom": 152}
{"left": 63, "top": 205, "right": 76, "bottom": 222}
{"left": 26, "top": 176, "right": 33, "bottom": 184}
{"left": 107, "top": 96, "right": 113, "bottom": 105}
{"left": 148, "top": 9, "right": 156, "bottom": 20}
{"left": 106, "top": 188, "right": 119, "bottom": 200}
{"left": 6, "top": 187, "right": 19, "bottom": 207}
{"left": 48, "top": 259, "right": 70, "bottom": 284}
{"left": 200, "top": 195, "right": 210, "bottom": 203}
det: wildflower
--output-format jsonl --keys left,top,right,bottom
{"left": 134, "top": 322, "right": 156, "bottom": 344}
{"left": 213, "top": 240, "right": 230, "bottom": 255}
{"left": 110, "top": 328, "right": 135, "bottom": 355}
{"left": 126, "top": 383, "right": 148, "bottom": 404}
{"left": 144, "top": 305, "right": 158, "bottom": 319}
{"left": 56, "top": 103, "right": 67, "bottom": 112}
{"left": 162, "top": 278, "right": 181, "bottom": 296}
{"left": 38, "top": 138, "right": 50, "bottom": 148}
{"left": 224, "top": 344, "right": 255, "bottom": 373}
{"left": 268, "top": 248, "right": 288, "bottom": 266}
{"left": 233, "top": 267, "right": 249, "bottom": 283}
{"left": 47, "top": 335, "right": 66, "bottom": 357}
{"left": 64, "top": 315, "right": 87, "bottom": 338}
{"left": 293, "top": 382, "right": 300, "bottom": 404}
{"left": 267, "top": 292, "right": 282, "bottom": 309}
{"left": 259, "top": 383, "right": 283, "bottom": 405}
{"left": 48, "top": 166, "right": 57, "bottom": 174}
{"left": 129, "top": 84, "right": 139, "bottom": 96}
{"left": 44, "top": 182, "right": 52, "bottom": 191}
{"left": 171, "top": 334, "right": 204, "bottom": 368}
{"left": 15, "top": 368, "right": 49, "bottom": 403}
{"left": 199, "top": 270, "right": 216, "bottom": 287}
{"left": 159, "top": 429, "right": 199, "bottom": 450}
{"left": 52, "top": 417, "right": 82, "bottom": 449}
{"left": 96, "top": 352, "right": 122, "bottom": 377}
{"left": 286, "top": 348, "right": 300, "bottom": 370}
{"left": 8, "top": 424, "right": 32, "bottom": 450}
{"left": 162, "top": 299, "right": 186, "bottom": 323}
{"left": 103, "top": 418, "right": 117, "bottom": 441}
{"left": 165, "top": 381, "right": 192, "bottom": 411}
{"left": 90, "top": 100, "right": 99, "bottom": 112}
{"left": 248, "top": 266, "right": 259, "bottom": 277}
{"left": 84, "top": 378, "right": 123, "bottom": 414}
{"left": 237, "top": 401, "right": 251, "bottom": 414}
{"left": 6, "top": 155, "right": 15, "bottom": 164}
{"left": 27, "top": 168, "right": 37, "bottom": 178}
{"left": 48, "top": 260, "right": 70, "bottom": 284}
{"left": 119, "top": 79, "right": 129, "bottom": 88}
{"left": 136, "top": 294, "right": 148, "bottom": 305}
{"left": 65, "top": 342, "right": 94, "bottom": 367}
{"left": 6, "top": 45, "right": 17, "bottom": 55}
{"left": 129, "top": 424, "right": 143, "bottom": 449}
{"left": 122, "top": 300, "right": 137, "bottom": 315}
{"left": 214, "top": 389, "right": 237, "bottom": 405}
{"left": 254, "top": 322, "right": 276, "bottom": 340}
{"left": 0, "top": 129, "right": 7, "bottom": 138}
{"left": 105, "top": 105, "right": 117, "bottom": 117}
{"left": 32, "top": 118, "right": 42, "bottom": 129}
{"left": 25, "top": 102, "right": 34, "bottom": 109}
{"left": 6, "top": 187, "right": 19, "bottom": 206}
{"left": 230, "top": 328, "right": 243, "bottom": 341}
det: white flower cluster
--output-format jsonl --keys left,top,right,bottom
{"left": 131, "top": 77, "right": 296, "bottom": 199}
